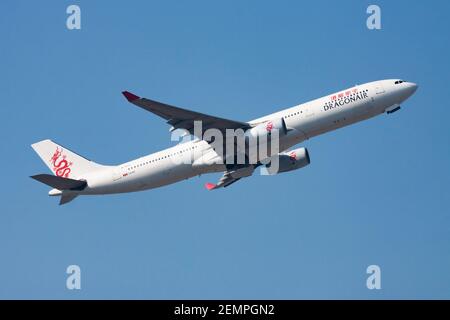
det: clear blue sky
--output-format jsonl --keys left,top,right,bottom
{"left": 1, "top": 0, "right": 449, "bottom": 299}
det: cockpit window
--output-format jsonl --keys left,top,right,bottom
{"left": 395, "top": 80, "right": 405, "bottom": 84}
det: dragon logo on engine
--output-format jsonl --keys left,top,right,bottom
{"left": 50, "top": 147, "right": 72, "bottom": 178}
{"left": 289, "top": 151, "right": 297, "bottom": 162}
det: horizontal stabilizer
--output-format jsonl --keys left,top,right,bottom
{"left": 59, "top": 192, "right": 79, "bottom": 205}
{"left": 30, "top": 174, "right": 87, "bottom": 191}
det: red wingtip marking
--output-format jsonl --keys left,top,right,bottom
{"left": 205, "top": 183, "right": 216, "bottom": 190}
{"left": 122, "top": 91, "right": 140, "bottom": 102}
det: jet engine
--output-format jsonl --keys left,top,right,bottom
{"left": 246, "top": 118, "right": 288, "bottom": 140}
{"left": 242, "top": 118, "right": 289, "bottom": 160}
{"left": 265, "top": 147, "right": 310, "bottom": 175}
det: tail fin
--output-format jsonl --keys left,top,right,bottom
{"left": 31, "top": 139, "right": 103, "bottom": 178}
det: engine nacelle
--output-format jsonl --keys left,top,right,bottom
{"left": 246, "top": 118, "right": 288, "bottom": 140}
{"left": 265, "top": 147, "right": 310, "bottom": 175}
{"left": 243, "top": 118, "right": 289, "bottom": 160}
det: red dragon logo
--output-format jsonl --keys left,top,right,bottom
{"left": 289, "top": 151, "right": 297, "bottom": 161}
{"left": 50, "top": 147, "right": 72, "bottom": 178}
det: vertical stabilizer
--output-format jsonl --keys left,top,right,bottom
{"left": 31, "top": 139, "right": 104, "bottom": 178}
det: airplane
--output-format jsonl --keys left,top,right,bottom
{"left": 31, "top": 79, "right": 418, "bottom": 205}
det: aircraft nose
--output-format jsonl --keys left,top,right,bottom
{"left": 394, "top": 81, "right": 418, "bottom": 103}
{"left": 406, "top": 82, "right": 418, "bottom": 96}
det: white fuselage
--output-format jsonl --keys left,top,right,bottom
{"left": 71, "top": 79, "right": 418, "bottom": 196}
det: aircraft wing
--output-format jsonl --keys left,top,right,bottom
{"left": 205, "top": 165, "right": 255, "bottom": 190}
{"left": 205, "top": 172, "right": 241, "bottom": 190}
{"left": 122, "top": 91, "right": 251, "bottom": 137}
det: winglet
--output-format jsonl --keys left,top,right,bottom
{"left": 205, "top": 183, "right": 217, "bottom": 191}
{"left": 122, "top": 91, "right": 140, "bottom": 102}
